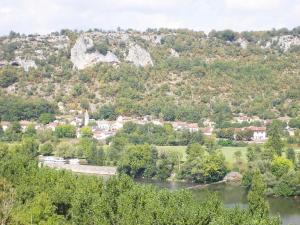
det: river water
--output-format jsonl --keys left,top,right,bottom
{"left": 137, "top": 179, "right": 300, "bottom": 225}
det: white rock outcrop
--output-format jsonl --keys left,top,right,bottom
{"left": 170, "top": 48, "right": 179, "bottom": 57}
{"left": 236, "top": 38, "right": 248, "bottom": 49}
{"left": 276, "top": 35, "right": 300, "bottom": 52}
{"left": 125, "top": 44, "right": 153, "bottom": 67}
{"left": 262, "top": 35, "right": 300, "bottom": 51}
{"left": 141, "top": 34, "right": 162, "bottom": 45}
{"left": 15, "top": 57, "right": 37, "bottom": 72}
{"left": 71, "top": 35, "right": 119, "bottom": 70}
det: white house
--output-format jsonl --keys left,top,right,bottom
{"left": 248, "top": 126, "right": 267, "bottom": 141}
{"left": 97, "top": 120, "right": 111, "bottom": 131}
{"left": 187, "top": 123, "right": 199, "bottom": 132}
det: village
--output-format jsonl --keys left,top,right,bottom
{"left": 1, "top": 109, "right": 296, "bottom": 145}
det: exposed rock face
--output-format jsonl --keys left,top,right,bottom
{"left": 125, "top": 44, "right": 153, "bottom": 67}
{"left": 236, "top": 38, "right": 248, "bottom": 49}
{"left": 262, "top": 35, "right": 300, "bottom": 51}
{"left": 71, "top": 35, "right": 119, "bottom": 70}
{"left": 276, "top": 35, "right": 300, "bottom": 52}
{"left": 15, "top": 57, "right": 37, "bottom": 72}
{"left": 141, "top": 34, "right": 162, "bottom": 45}
{"left": 170, "top": 48, "right": 179, "bottom": 57}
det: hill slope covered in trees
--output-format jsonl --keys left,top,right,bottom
{"left": 0, "top": 27, "right": 299, "bottom": 124}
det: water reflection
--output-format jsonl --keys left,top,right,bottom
{"left": 137, "top": 179, "right": 300, "bottom": 225}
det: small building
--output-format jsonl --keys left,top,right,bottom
{"left": 187, "top": 123, "right": 199, "bottom": 132}
{"left": 248, "top": 126, "right": 267, "bottom": 141}
{"left": 97, "top": 120, "right": 111, "bottom": 131}
{"left": 201, "top": 127, "right": 213, "bottom": 136}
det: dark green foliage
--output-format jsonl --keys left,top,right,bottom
{"left": 212, "top": 29, "right": 237, "bottom": 42}
{"left": 2, "top": 121, "right": 22, "bottom": 141}
{"left": 180, "top": 144, "right": 227, "bottom": 183}
{"left": 244, "top": 144, "right": 300, "bottom": 197}
{"left": 247, "top": 171, "right": 269, "bottom": 218}
{"left": 0, "top": 148, "right": 280, "bottom": 225}
{"left": 265, "top": 120, "right": 285, "bottom": 156}
{"left": 39, "top": 142, "right": 54, "bottom": 156}
{"left": 286, "top": 148, "right": 296, "bottom": 163}
{"left": 110, "top": 122, "right": 204, "bottom": 146}
{"left": 0, "top": 67, "right": 18, "bottom": 88}
{"left": 156, "top": 153, "right": 174, "bottom": 180}
{"left": 39, "top": 113, "right": 55, "bottom": 125}
{"left": 118, "top": 144, "right": 153, "bottom": 178}
{"left": 96, "top": 104, "right": 117, "bottom": 120}
{"left": 23, "top": 124, "right": 37, "bottom": 138}
{"left": 2, "top": 43, "right": 18, "bottom": 60}
{"left": 0, "top": 95, "right": 56, "bottom": 121}
{"left": 289, "top": 117, "right": 300, "bottom": 128}
{"left": 54, "top": 124, "right": 76, "bottom": 138}
{"left": 87, "top": 41, "right": 109, "bottom": 55}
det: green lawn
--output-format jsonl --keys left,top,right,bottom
{"left": 220, "top": 146, "right": 248, "bottom": 164}
{"left": 156, "top": 145, "right": 248, "bottom": 165}
{"left": 104, "top": 143, "right": 299, "bottom": 165}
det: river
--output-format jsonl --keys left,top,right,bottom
{"left": 137, "top": 179, "right": 300, "bottom": 225}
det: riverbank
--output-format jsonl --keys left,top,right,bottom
{"left": 136, "top": 179, "right": 300, "bottom": 225}
{"left": 42, "top": 163, "right": 117, "bottom": 175}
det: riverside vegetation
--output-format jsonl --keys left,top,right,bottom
{"left": 0, "top": 142, "right": 280, "bottom": 225}
{"left": 0, "top": 118, "right": 299, "bottom": 198}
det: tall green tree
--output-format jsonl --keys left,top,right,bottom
{"left": 265, "top": 120, "right": 285, "bottom": 156}
{"left": 0, "top": 178, "right": 15, "bottom": 225}
{"left": 247, "top": 171, "right": 269, "bottom": 218}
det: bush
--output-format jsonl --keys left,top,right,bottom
{"left": 54, "top": 125, "right": 76, "bottom": 138}
{"left": 0, "top": 67, "right": 18, "bottom": 88}
{"left": 39, "top": 113, "right": 55, "bottom": 125}
{"left": 218, "top": 139, "right": 233, "bottom": 146}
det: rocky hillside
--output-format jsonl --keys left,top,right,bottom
{"left": 0, "top": 27, "right": 299, "bottom": 124}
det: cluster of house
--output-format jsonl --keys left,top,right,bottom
{"left": 0, "top": 111, "right": 212, "bottom": 141}
{"left": 89, "top": 115, "right": 211, "bottom": 141}
{"left": 1, "top": 111, "right": 297, "bottom": 143}
{"left": 231, "top": 114, "right": 297, "bottom": 141}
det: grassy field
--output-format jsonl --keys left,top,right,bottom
{"left": 156, "top": 145, "right": 248, "bottom": 164}
{"left": 220, "top": 147, "right": 248, "bottom": 164}
{"left": 103, "top": 143, "right": 299, "bottom": 165}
